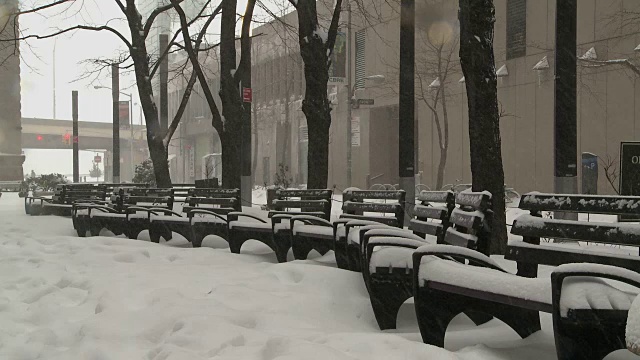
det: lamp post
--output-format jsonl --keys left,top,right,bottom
{"left": 94, "top": 85, "right": 135, "bottom": 181}
{"left": 346, "top": 74, "right": 385, "bottom": 187}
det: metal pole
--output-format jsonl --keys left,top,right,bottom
{"left": 398, "top": 0, "right": 415, "bottom": 225}
{"left": 111, "top": 64, "right": 120, "bottom": 183}
{"left": 346, "top": 0, "right": 352, "bottom": 188}
{"left": 129, "top": 97, "right": 134, "bottom": 180}
{"left": 72, "top": 91, "right": 79, "bottom": 183}
{"left": 53, "top": 39, "right": 57, "bottom": 119}
{"left": 554, "top": 0, "right": 577, "bottom": 216}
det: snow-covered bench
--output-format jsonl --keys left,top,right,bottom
{"left": 331, "top": 189, "right": 406, "bottom": 271}
{"left": 72, "top": 184, "right": 149, "bottom": 236}
{"left": 227, "top": 189, "right": 332, "bottom": 263}
{"left": 84, "top": 188, "right": 174, "bottom": 239}
{"left": 361, "top": 190, "right": 481, "bottom": 329}
{"left": 27, "top": 183, "right": 106, "bottom": 216}
{"left": 413, "top": 192, "right": 640, "bottom": 360}
{"left": 148, "top": 188, "right": 240, "bottom": 247}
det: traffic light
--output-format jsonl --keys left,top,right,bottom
{"left": 62, "top": 133, "right": 71, "bottom": 145}
{"left": 36, "top": 135, "right": 43, "bottom": 141}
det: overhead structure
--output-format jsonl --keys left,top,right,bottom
{"left": 0, "top": 0, "right": 25, "bottom": 183}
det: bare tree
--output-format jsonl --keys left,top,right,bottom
{"left": 4, "top": 0, "right": 219, "bottom": 187}
{"left": 459, "top": 0, "right": 507, "bottom": 255}
{"left": 171, "top": 0, "right": 256, "bottom": 189}
{"left": 599, "top": 154, "right": 621, "bottom": 195}
{"left": 287, "top": 0, "right": 343, "bottom": 189}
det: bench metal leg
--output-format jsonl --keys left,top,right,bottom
{"left": 291, "top": 234, "right": 333, "bottom": 262}
{"left": 273, "top": 232, "right": 291, "bottom": 263}
{"left": 347, "top": 243, "right": 362, "bottom": 272}
{"left": 414, "top": 286, "right": 541, "bottom": 347}
{"left": 368, "top": 273, "right": 413, "bottom": 330}
{"left": 554, "top": 313, "right": 627, "bottom": 360}
{"left": 334, "top": 236, "right": 350, "bottom": 270}
{"left": 228, "top": 230, "right": 276, "bottom": 257}
{"left": 191, "top": 224, "right": 229, "bottom": 248}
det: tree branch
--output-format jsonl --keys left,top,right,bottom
{"left": 325, "top": 0, "right": 343, "bottom": 52}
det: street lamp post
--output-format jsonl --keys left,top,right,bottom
{"left": 94, "top": 85, "right": 135, "bottom": 181}
{"left": 346, "top": 74, "right": 384, "bottom": 188}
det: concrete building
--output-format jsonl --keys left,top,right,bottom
{"left": 0, "top": 0, "right": 24, "bottom": 182}
{"left": 167, "top": 0, "right": 640, "bottom": 195}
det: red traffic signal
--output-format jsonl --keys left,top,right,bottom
{"left": 36, "top": 135, "right": 43, "bottom": 141}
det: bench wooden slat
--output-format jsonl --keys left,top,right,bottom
{"left": 455, "top": 192, "right": 491, "bottom": 211}
{"left": 427, "top": 281, "right": 553, "bottom": 313}
{"left": 343, "top": 190, "right": 405, "bottom": 201}
{"left": 414, "top": 205, "right": 448, "bottom": 221}
{"left": 272, "top": 199, "right": 328, "bottom": 209}
{"left": 183, "top": 206, "right": 236, "bottom": 215}
{"left": 276, "top": 189, "right": 332, "bottom": 198}
{"left": 417, "top": 191, "right": 455, "bottom": 204}
{"left": 505, "top": 242, "right": 640, "bottom": 270}
{"left": 340, "top": 214, "right": 401, "bottom": 226}
{"left": 450, "top": 209, "right": 484, "bottom": 230}
{"left": 443, "top": 228, "right": 478, "bottom": 247}
{"left": 190, "top": 188, "right": 240, "bottom": 197}
{"left": 512, "top": 215, "right": 640, "bottom": 247}
{"left": 187, "top": 197, "right": 238, "bottom": 206}
{"left": 343, "top": 201, "right": 402, "bottom": 214}
{"left": 410, "top": 219, "right": 443, "bottom": 237}
{"left": 519, "top": 192, "right": 640, "bottom": 215}
{"left": 268, "top": 210, "right": 326, "bottom": 218}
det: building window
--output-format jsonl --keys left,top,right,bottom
{"left": 506, "top": 0, "right": 526, "bottom": 60}
{"left": 355, "top": 29, "right": 366, "bottom": 89}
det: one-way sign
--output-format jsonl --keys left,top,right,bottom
{"left": 357, "top": 98, "right": 374, "bottom": 105}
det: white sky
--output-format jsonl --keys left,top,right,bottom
{"left": 18, "top": 0, "right": 268, "bottom": 176}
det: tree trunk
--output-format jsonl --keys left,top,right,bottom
{"left": 125, "top": 4, "right": 172, "bottom": 188}
{"left": 459, "top": 0, "right": 507, "bottom": 255}
{"left": 436, "top": 147, "right": 447, "bottom": 191}
{"left": 294, "top": 0, "right": 339, "bottom": 190}
{"left": 219, "top": 0, "right": 243, "bottom": 189}
{"left": 220, "top": 129, "right": 241, "bottom": 189}
{"left": 299, "top": 36, "right": 331, "bottom": 190}
{"left": 148, "top": 136, "right": 171, "bottom": 187}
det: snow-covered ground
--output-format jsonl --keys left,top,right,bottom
{"left": 0, "top": 192, "right": 636, "bottom": 359}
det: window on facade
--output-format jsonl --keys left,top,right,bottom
{"left": 355, "top": 29, "right": 366, "bottom": 90}
{"left": 506, "top": 0, "right": 526, "bottom": 59}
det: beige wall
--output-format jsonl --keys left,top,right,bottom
{"left": 170, "top": 0, "right": 640, "bottom": 194}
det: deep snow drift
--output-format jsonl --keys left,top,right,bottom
{"left": 0, "top": 193, "right": 636, "bottom": 359}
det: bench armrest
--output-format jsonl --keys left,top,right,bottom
{"left": 290, "top": 215, "right": 332, "bottom": 227}
{"left": 227, "top": 212, "right": 268, "bottom": 223}
{"left": 85, "top": 205, "right": 119, "bottom": 215}
{"left": 188, "top": 209, "right": 228, "bottom": 223}
{"left": 365, "top": 236, "right": 428, "bottom": 268}
{"left": 551, "top": 264, "right": 640, "bottom": 320}
{"left": 412, "top": 244, "right": 505, "bottom": 274}
{"left": 147, "top": 208, "right": 183, "bottom": 217}
{"left": 125, "top": 206, "right": 160, "bottom": 218}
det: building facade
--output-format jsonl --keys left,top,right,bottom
{"left": 168, "top": 0, "right": 640, "bottom": 195}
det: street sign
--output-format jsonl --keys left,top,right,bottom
{"left": 94, "top": 155, "right": 102, "bottom": 164}
{"left": 357, "top": 98, "right": 375, "bottom": 106}
{"left": 243, "top": 88, "right": 252, "bottom": 103}
{"left": 351, "top": 117, "right": 361, "bottom": 147}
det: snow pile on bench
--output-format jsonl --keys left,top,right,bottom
{"left": 416, "top": 245, "right": 551, "bottom": 305}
